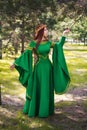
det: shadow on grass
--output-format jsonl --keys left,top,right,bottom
{"left": 0, "top": 100, "right": 87, "bottom": 130}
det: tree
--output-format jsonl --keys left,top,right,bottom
{"left": 0, "top": 20, "right": 2, "bottom": 59}
{"left": 0, "top": 0, "right": 57, "bottom": 54}
{"left": 0, "top": 0, "right": 87, "bottom": 57}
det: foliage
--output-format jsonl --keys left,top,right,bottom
{"left": 0, "top": 0, "right": 87, "bottom": 58}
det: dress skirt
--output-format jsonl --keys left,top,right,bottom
{"left": 23, "top": 57, "right": 54, "bottom": 117}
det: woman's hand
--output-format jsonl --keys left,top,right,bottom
{"left": 10, "top": 64, "right": 15, "bottom": 70}
{"left": 63, "top": 28, "right": 70, "bottom": 36}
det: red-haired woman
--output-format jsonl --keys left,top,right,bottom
{"left": 10, "top": 24, "right": 70, "bottom": 118}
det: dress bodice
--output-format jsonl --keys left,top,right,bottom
{"left": 29, "top": 40, "right": 52, "bottom": 60}
{"left": 36, "top": 41, "right": 51, "bottom": 56}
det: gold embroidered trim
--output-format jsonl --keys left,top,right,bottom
{"left": 51, "top": 43, "right": 55, "bottom": 47}
{"left": 26, "top": 94, "right": 31, "bottom": 99}
{"left": 28, "top": 46, "right": 33, "bottom": 50}
{"left": 38, "top": 54, "right": 48, "bottom": 59}
{"left": 14, "top": 63, "right": 18, "bottom": 66}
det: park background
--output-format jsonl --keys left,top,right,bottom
{"left": 0, "top": 0, "right": 87, "bottom": 130}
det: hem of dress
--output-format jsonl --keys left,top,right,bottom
{"left": 55, "top": 80, "right": 70, "bottom": 95}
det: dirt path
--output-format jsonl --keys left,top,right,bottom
{"left": 0, "top": 85, "right": 87, "bottom": 130}
{"left": 1, "top": 85, "right": 86, "bottom": 106}
{"left": 1, "top": 84, "right": 87, "bottom": 110}
{"left": 55, "top": 84, "right": 87, "bottom": 102}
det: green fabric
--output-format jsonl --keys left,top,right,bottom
{"left": 14, "top": 49, "right": 33, "bottom": 99}
{"left": 14, "top": 37, "right": 70, "bottom": 117}
{"left": 52, "top": 36, "right": 71, "bottom": 94}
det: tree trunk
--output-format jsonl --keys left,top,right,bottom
{"left": 0, "top": 86, "right": 2, "bottom": 105}
{"left": 0, "top": 21, "right": 2, "bottom": 59}
{"left": 14, "top": 42, "right": 18, "bottom": 54}
{"left": 21, "top": 19, "right": 25, "bottom": 53}
{"left": 84, "top": 36, "right": 86, "bottom": 46}
{"left": 21, "top": 34, "right": 25, "bottom": 53}
{"left": 0, "top": 40, "right": 2, "bottom": 59}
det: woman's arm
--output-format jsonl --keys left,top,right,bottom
{"left": 51, "top": 28, "right": 70, "bottom": 48}
{"left": 60, "top": 28, "right": 70, "bottom": 46}
{"left": 62, "top": 28, "right": 70, "bottom": 37}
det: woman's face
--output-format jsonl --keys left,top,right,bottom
{"left": 44, "top": 27, "right": 48, "bottom": 37}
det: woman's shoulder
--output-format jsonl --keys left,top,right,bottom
{"left": 25, "top": 40, "right": 36, "bottom": 50}
{"left": 41, "top": 40, "right": 52, "bottom": 44}
{"left": 29, "top": 40, "right": 36, "bottom": 47}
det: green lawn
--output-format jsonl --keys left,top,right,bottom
{"left": 0, "top": 43, "right": 87, "bottom": 130}
{"left": 64, "top": 43, "right": 87, "bottom": 89}
{"left": 0, "top": 58, "right": 25, "bottom": 95}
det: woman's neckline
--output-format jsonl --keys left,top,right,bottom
{"left": 40, "top": 41, "right": 48, "bottom": 44}
{"left": 34, "top": 40, "right": 49, "bottom": 44}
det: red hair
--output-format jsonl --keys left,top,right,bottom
{"left": 34, "top": 24, "right": 48, "bottom": 49}
{"left": 34, "top": 28, "right": 44, "bottom": 43}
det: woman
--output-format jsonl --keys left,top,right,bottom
{"left": 10, "top": 24, "right": 70, "bottom": 118}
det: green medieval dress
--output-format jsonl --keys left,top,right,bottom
{"left": 14, "top": 36, "right": 70, "bottom": 117}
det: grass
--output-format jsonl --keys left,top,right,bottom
{"left": 64, "top": 44, "right": 87, "bottom": 89}
{"left": 0, "top": 58, "right": 25, "bottom": 95}
{"left": 0, "top": 43, "right": 87, "bottom": 130}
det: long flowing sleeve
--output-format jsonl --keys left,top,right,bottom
{"left": 14, "top": 41, "right": 36, "bottom": 99}
{"left": 14, "top": 49, "right": 33, "bottom": 87}
{"left": 52, "top": 36, "right": 70, "bottom": 94}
